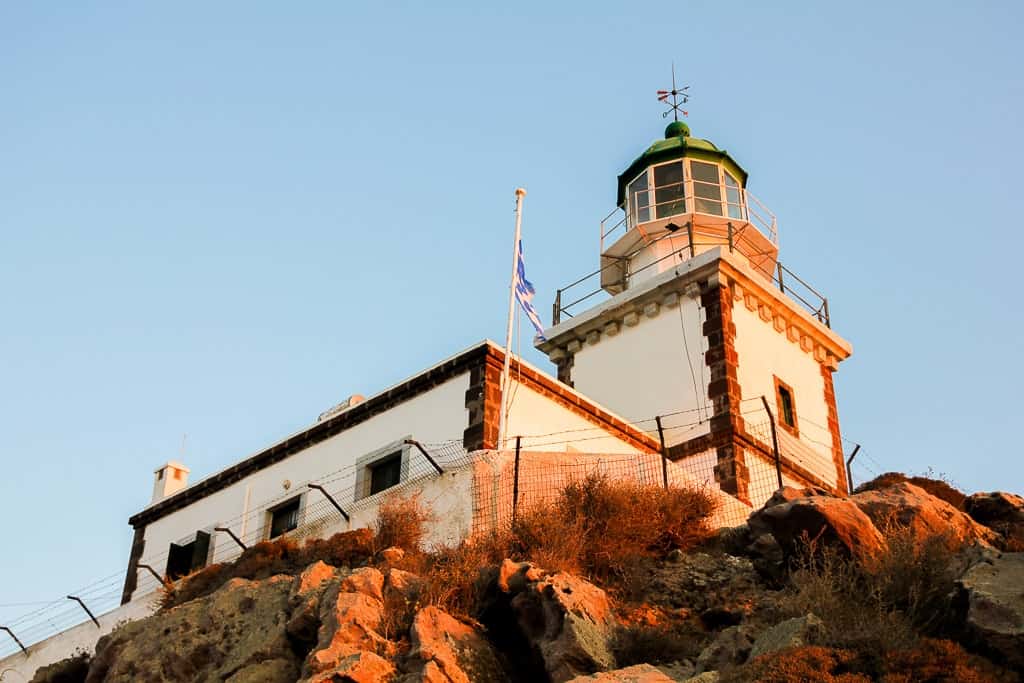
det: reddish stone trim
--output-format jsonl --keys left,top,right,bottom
{"left": 483, "top": 347, "right": 660, "bottom": 453}
{"left": 701, "top": 283, "right": 748, "bottom": 501}
{"left": 821, "top": 365, "right": 849, "bottom": 495}
{"left": 463, "top": 356, "right": 500, "bottom": 451}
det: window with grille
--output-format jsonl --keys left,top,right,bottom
{"left": 268, "top": 497, "right": 301, "bottom": 539}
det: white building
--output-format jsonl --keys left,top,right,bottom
{"left": 0, "top": 119, "right": 852, "bottom": 677}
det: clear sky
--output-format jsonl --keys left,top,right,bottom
{"left": 1, "top": 1, "right": 1022, "bottom": 637}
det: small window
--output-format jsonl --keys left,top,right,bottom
{"left": 166, "top": 530, "right": 211, "bottom": 580}
{"left": 268, "top": 497, "right": 301, "bottom": 539}
{"left": 369, "top": 452, "right": 402, "bottom": 496}
{"left": 774, "top": 376, "right": 799, "bottom": 435}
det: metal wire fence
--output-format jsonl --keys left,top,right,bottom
{"left": 0, "top": 417, "right": 874, "bottom": 663}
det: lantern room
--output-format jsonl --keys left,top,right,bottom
{"left": 599, "top": 121, "right": 779, "bottom": 294}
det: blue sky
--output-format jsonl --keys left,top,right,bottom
{"left": 1, "top": 1, "right": 1022, "bottom": 634}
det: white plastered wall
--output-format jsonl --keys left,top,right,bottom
{"left": 135, "top": 372, "right": 471, "bottom": 597}
{"left": 503, "top": 379, "right": 648, "bottom": 453}
{"left": 731, "top": 302, "right": 838, "bottom": 487}
{"left": 567, "top": 295, "right": 712, "bottom": 445}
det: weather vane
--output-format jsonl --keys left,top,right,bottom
{"left": 657, "top": 65, "right": 689, "bottom": 121}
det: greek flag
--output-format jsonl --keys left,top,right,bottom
{"left": 515, "top": 240, "right": 546, "bottom": 341}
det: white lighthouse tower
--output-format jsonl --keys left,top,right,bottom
{"left": 536, "top": 119, "right": 853, "bottom": 504}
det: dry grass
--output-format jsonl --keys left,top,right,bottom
{"left": 372, "top": 494, "right": 433, "bottom": 554}
{"left": 779, "top": 522, "right": 962, "bottom": 659}
{"left": 721, "top": 646, "right": 873, "bottom": 683}
{"left": 511, "top": 474, "right": 718, "bottom": 584}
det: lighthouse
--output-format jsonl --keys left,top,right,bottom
{"left": 537, "top": 119, "right": 853, "bottom": 504}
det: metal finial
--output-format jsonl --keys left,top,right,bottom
{"left": 657, "top": 64, "right": 689, "bottom": 121}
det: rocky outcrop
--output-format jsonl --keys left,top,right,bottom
{"left": 508, "top": 569, "right": 618, "bottom": 682}
{"left": 403, "top": 605, "right": 504, "bottom": 683}
{"left": 694, "top": 625, "right": 754, "bottom": 674}
{"left": 965, "top": 492, "right": 1024, "bottom": 549}
{"left": 87, "top": 575, "right": 300, "bottom": 683}
{"left": 566, "top": 663, "right": 677, "bottom": 682}
{"left": 851, "top": 482, "right": 999, "bottom": 547}
{"left": 747, "top": 492, "right": 885, "bottom": 559}
{"left": 958, "top": 552, "right": 1024, "bottom": 669}
{"left": 746, "top": 613, "right": 823, "bottom": 661}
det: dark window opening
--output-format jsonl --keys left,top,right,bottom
{"left": 369, "top": 453, "right": 402, "bottom": 495}
{"left": 269, "top": 498, "right": 301, "bottom": 539}
{"left": 778, "top": 386, "right": 795, "bottom": 427}
{"left": 166, "top": 530, "right": 211, "bottom": 580}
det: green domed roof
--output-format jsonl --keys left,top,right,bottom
{"left": 616, "top": 123, "right": 749, "bottom": 205}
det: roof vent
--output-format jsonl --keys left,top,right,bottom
{"left": 317, "top": 394, "right": 365, "bottom": 423}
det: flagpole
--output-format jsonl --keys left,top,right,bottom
{"left": 498, "top": 187, "right": 526, "bottom": 451}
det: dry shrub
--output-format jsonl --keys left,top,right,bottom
{"left": 855, "top": 471, "right": 966, "bottom": 509}
{"left": 373, "top": 494, "right": 433, "bottom": 554}
{"left": 301, "top": 527, "right": 375, "bottom": 567}
{"left": 511, "top": 474, "right": 717, "bottom": 584}
{"left": 610, "top": 624, "right": 704, "bottom": 667}
{"left": 722, "top": 646, "right": 873, "bottom": 683}
{"left": 780, "top": 522, "right": 961, "bottom": 659}
{"left": 883, "top": 638, "right": 1019, "bottom": 683}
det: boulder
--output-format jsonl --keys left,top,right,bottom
{"left": 511, "top": 572, "right": 617, "bottom": 682}
{"left": 386, "top": 568, "right": 425, "bottom": 601}
{"left": 226, "top": 659, "right": 299, "bottom": 683}
{"left": 964, "top": 492, "right": 1024, "bottom": 549}
{"left": 746, "top": 614, "right": 824, "bottom": 661}
{"left": 291, "top": 560, "right": 340, "bottom": 600}
{"left": 308, "top": 651, "right": 396, "bottom": 683}
{"left": 378, "top": 547, "right": 406, "bottom": 565}
{"left": 405, "top": 606, "right": 504, "bottom": 683}
{"left": 684, "top": 674, "right": 720, "bottom": 683}
{"left": 339, "top": 567, "right": 385, "bottom": 602}
{"left": 87, "top": 575, "right": 298, "bottom": 683}
{"left": 306, "top": 585, "right": 387, "bottom": 674}
{"left": 694, "top": 625, "right": 755, "bottom": 674}
{"left": 748, "top": 494, "right": 884, "bottom": 559}
{"left": 566, "top": 663, "right": 677, "bottom": 682}
{"left": 957, "top": 552, "right": 1024, "bottom": 669}
{"left": 851, "top": 482, "right": 999, "bottom": 548}
{"left": 497, "top": 558, "right": 544, "bottom": 593}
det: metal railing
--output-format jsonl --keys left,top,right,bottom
{"left": 553, "top": 222, "right": 830, "bottom": 328}
{"left": 600, "top": 183, "right": 778, "bottom": 251}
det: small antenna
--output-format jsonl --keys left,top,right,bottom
{"left": 657, "top": 64, "right": 690, "bottom": 121}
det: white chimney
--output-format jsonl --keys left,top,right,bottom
{"left": 152, "top": 461, "right": 190, "bottom": 504}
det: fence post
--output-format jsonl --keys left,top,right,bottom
{"left": 552, "top": 290, "right": 561, "bottom": 326}
{"left": 0, "top": 626, "right": 29, "bottom": 655}
{"left": 727, "top": 222, "right": 734, "bottom": 252}
{"left": 213, "top": 526, "right": 248, "bottom": 551}
{"left": 66, "top": 595, "right": 100, "bottom": 629}
{"left": 512, "top": 436, "right": 522, "bottom": 524}
{"left": 776, "top": 262, "right": 785, "bottom": 295}
{"left": 404, "top": 439, "right": 444, "bottom": 475}
{"left": 655, "top": 416, "right": 668, "bottom": 489}
{"left": 306, "top": 484, "right": 351, "bottom": 522}
{"left": 845, "top": 444, "right": 861, "bottom": 493}
{"left": 686, "top": 221, "right": 695, "bottom": 258}
{"left": 760, "top": 396, "right": 784, "bottom": 490}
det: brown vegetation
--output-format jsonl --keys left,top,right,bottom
{"left": 372, "top": 494, "right": 433, "bottom": 554}
{"left": 779, "top": 521, "right": 960, "bottom": 655}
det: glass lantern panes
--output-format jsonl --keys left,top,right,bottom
{"left": 654, "top": 162, "right": 686, "bottom": 218}
{"left": 724, "top": 171, "right": 744, "bottom": 219}
{"left": 628, "top": 173, "right": 650, "bottom": 225}
{"left": 691, "top": 161, "right": 723, "bottom": 216}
